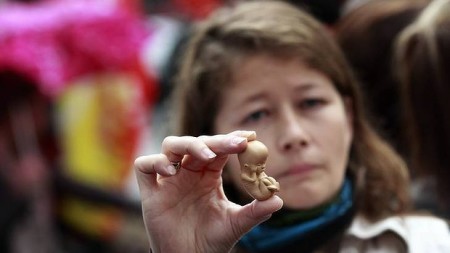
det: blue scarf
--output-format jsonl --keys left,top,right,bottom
{"left": 238, "top": 179, "right": 354, "bottom": 252}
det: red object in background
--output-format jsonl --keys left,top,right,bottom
{"left": 115, "top": 0, "right": 143, "bottom": 14}
{"left": 172, "top": 0, "right": 223, "bottom": 19}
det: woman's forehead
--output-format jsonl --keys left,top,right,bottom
{"left": 228, "top": 54, "right": 333, "bottom": 87}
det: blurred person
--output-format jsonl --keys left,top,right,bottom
{"left": 0, "top": 0, "right": 158, "bottom": 252}
{"left": 335, "top": 0, "right": 430, "bottom": 155}
{"left": 286, "top": 0, "right": 343, "bottom": 26}
{"left": 134, "top": 1, "right": 450, "bottom": 252}
{"left": 0, "top": 70, "right": 59, "bottom": 253}
{"left": 395, "top": 0, "right": 450, "bottom": 219}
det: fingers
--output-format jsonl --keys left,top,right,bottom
{"left": 234, "top": 196, "right": 283, "bottom": 234}
{"left": 163, "top": 130, "right": 255, "bottom": 160}
{"left": 135, "top": 154, "right": 178, "bottom": 176}
{"left": 162, "top": 136, "right": 218, "bottom": 163}
{"left": 134, "top": 154, "right": 177, "bottom": 190}
{"left": 161, "top": 130, "right": 256, "bottom": 171}
{"left": 135, "top": 130, "right": 256, "bottom": 191}
{"left": 227, "top": 130, "right": 257, "bottom": 141}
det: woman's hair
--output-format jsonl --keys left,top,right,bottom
{"left": 395, "top": 0, "right": 450, "bottom": 210}
{"left": 335, "top": 0, "right": 429, "bottom": 154}
{"left": 171, "top": 0, "right": 411, "bottom": 221}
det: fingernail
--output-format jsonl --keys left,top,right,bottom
{"left": 244, "top": 130, "right": 256, "bottom": 135}
{"left": 247, "top": 131, "right": 257, "bottom": 140}
{"left": 202, "top": 148, "right": 217, "bottom": 159}
{"left": 167, "top": 165, "right": 177, "bottom": 175}
{"left": 231, "top": 136, "right": 247, "bottom": 145}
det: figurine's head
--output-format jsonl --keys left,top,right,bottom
{"left": 238, "top": 140, "right": 268, "bottom": 167}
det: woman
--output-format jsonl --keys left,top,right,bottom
{"left": 335, "top": 0, "right": 429, "bottom": 154}
{"left": 134, "top": 1, "right": 450, "bottom": 252}
{"left": 395, "top": 0, "right": 450, "bottom": 219}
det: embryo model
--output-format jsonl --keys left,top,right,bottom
{"left": 238, "top": 140, "right": 280, "bottom": 201}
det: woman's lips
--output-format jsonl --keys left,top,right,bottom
{"left": 287, "top": 164, "right": 316, "bottom": 176}
{"left": 268, "top": 163, "right": 319, "bottom": 179}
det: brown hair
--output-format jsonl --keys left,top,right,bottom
{"left": 335, "top": 0, "right": 429, "bottom": 153}
{"left": 395, "top": 0, "right": 450, "bottom": 210}
{"left": 171, "top": 0, "right": 411, "bottom": 221}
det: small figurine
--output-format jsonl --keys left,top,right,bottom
{"left": 238, "top": 140, "right": 280, "bottom": 201}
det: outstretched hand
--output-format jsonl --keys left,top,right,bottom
{"left": 134, "top": 130, "right": 283, "bottom": 253}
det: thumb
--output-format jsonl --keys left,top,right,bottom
{"left": 234, "top": 195, "right": 283, "bottom": 235}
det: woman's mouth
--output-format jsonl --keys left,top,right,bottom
{"left": 287, "top": 164, "right": 316, "bottom": 176}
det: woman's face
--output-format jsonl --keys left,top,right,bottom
{"left": 214, "top": 54, "right": 353, "bottom": 209}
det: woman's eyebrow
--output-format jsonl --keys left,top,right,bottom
{"left": 243, "top": 92, "right": 268, "bottom": 103}
{"left": 228, "top": 92, "right": 268, "bottom": 112}
{"left": 293, "top": 82, "right": 318, "bottom": 92}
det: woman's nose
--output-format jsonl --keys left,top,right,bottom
{"left": 277, "top": 109, "right": 309, "bottom": 152}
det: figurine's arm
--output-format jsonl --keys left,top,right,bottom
{"left": 241, "top": 164, "right": 258, "bottom": 182}
{"left": 260, "top": 176, "right": 280, "bottom": 191}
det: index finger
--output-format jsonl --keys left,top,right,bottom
{"left": 162, "top": 130, "right": 256, "bottom": 162}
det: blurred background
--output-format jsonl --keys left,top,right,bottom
{"left": 0, "top": 0, "right": 237, "bottom": 252}
{"left": 0, "top": 0, "right": 447, "bottom": 252}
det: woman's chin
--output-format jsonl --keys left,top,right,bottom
{"left": 278, "top": 190, "right": 331, "bottom": 210}
{"left": 282, "top": 200, "right": 323, "bottom": 210}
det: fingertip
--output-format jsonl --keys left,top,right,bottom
{"left": 254, "top": 195, "right": 283, "bottom": 215}
{"left": 271, "top": 195, "right": 284, "bottom": 211}
{"left": 201, "top": 147, "right": 217, "bottom": 159}
{"left": 246, "top": 131, "right": 257, "bottom": 141}
{"left": 134, "top": 156, "right": 147, "bottom": 172}
{"left": 235, "top": 195, "right": 283, "bottom": 234}
{"left": 231, "top": 136, "right": 247, "bottom": 146}
{"left": 166, "top": 164, "right": 178, "bottom": 176}
{"left": 243, "top": 195, "right": 284, "bottom": 222}
{"left": 257, "top": 196, "right": 283, "bottom": 221}
{"left": 230, "top": 130, "right": 257, "bottom": 141}
{"left": 134, "top": 154, "right": 176, "bottom": 177}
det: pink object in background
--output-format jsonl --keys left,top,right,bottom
{"left": 0, "top": 0, "right": 159, "bottom": 242}
{"left": 0, "top": 0, "right": 152, "bottom": 97}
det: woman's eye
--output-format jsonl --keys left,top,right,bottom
{"left": 299, "top": 98, "right": 325, "bottom": 109}
{"left": 243, "top": 110, "right": 269, "bottom": 124}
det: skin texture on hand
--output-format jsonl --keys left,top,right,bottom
{"left": 238, "top": 140, "right": 280, "bottom": 201}
{"left": 134, "top": 131, "right": 283, "bottom": 253}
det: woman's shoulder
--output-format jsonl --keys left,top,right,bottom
{"left": 341, "top": 215, "right": 450, "bottom": 253}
